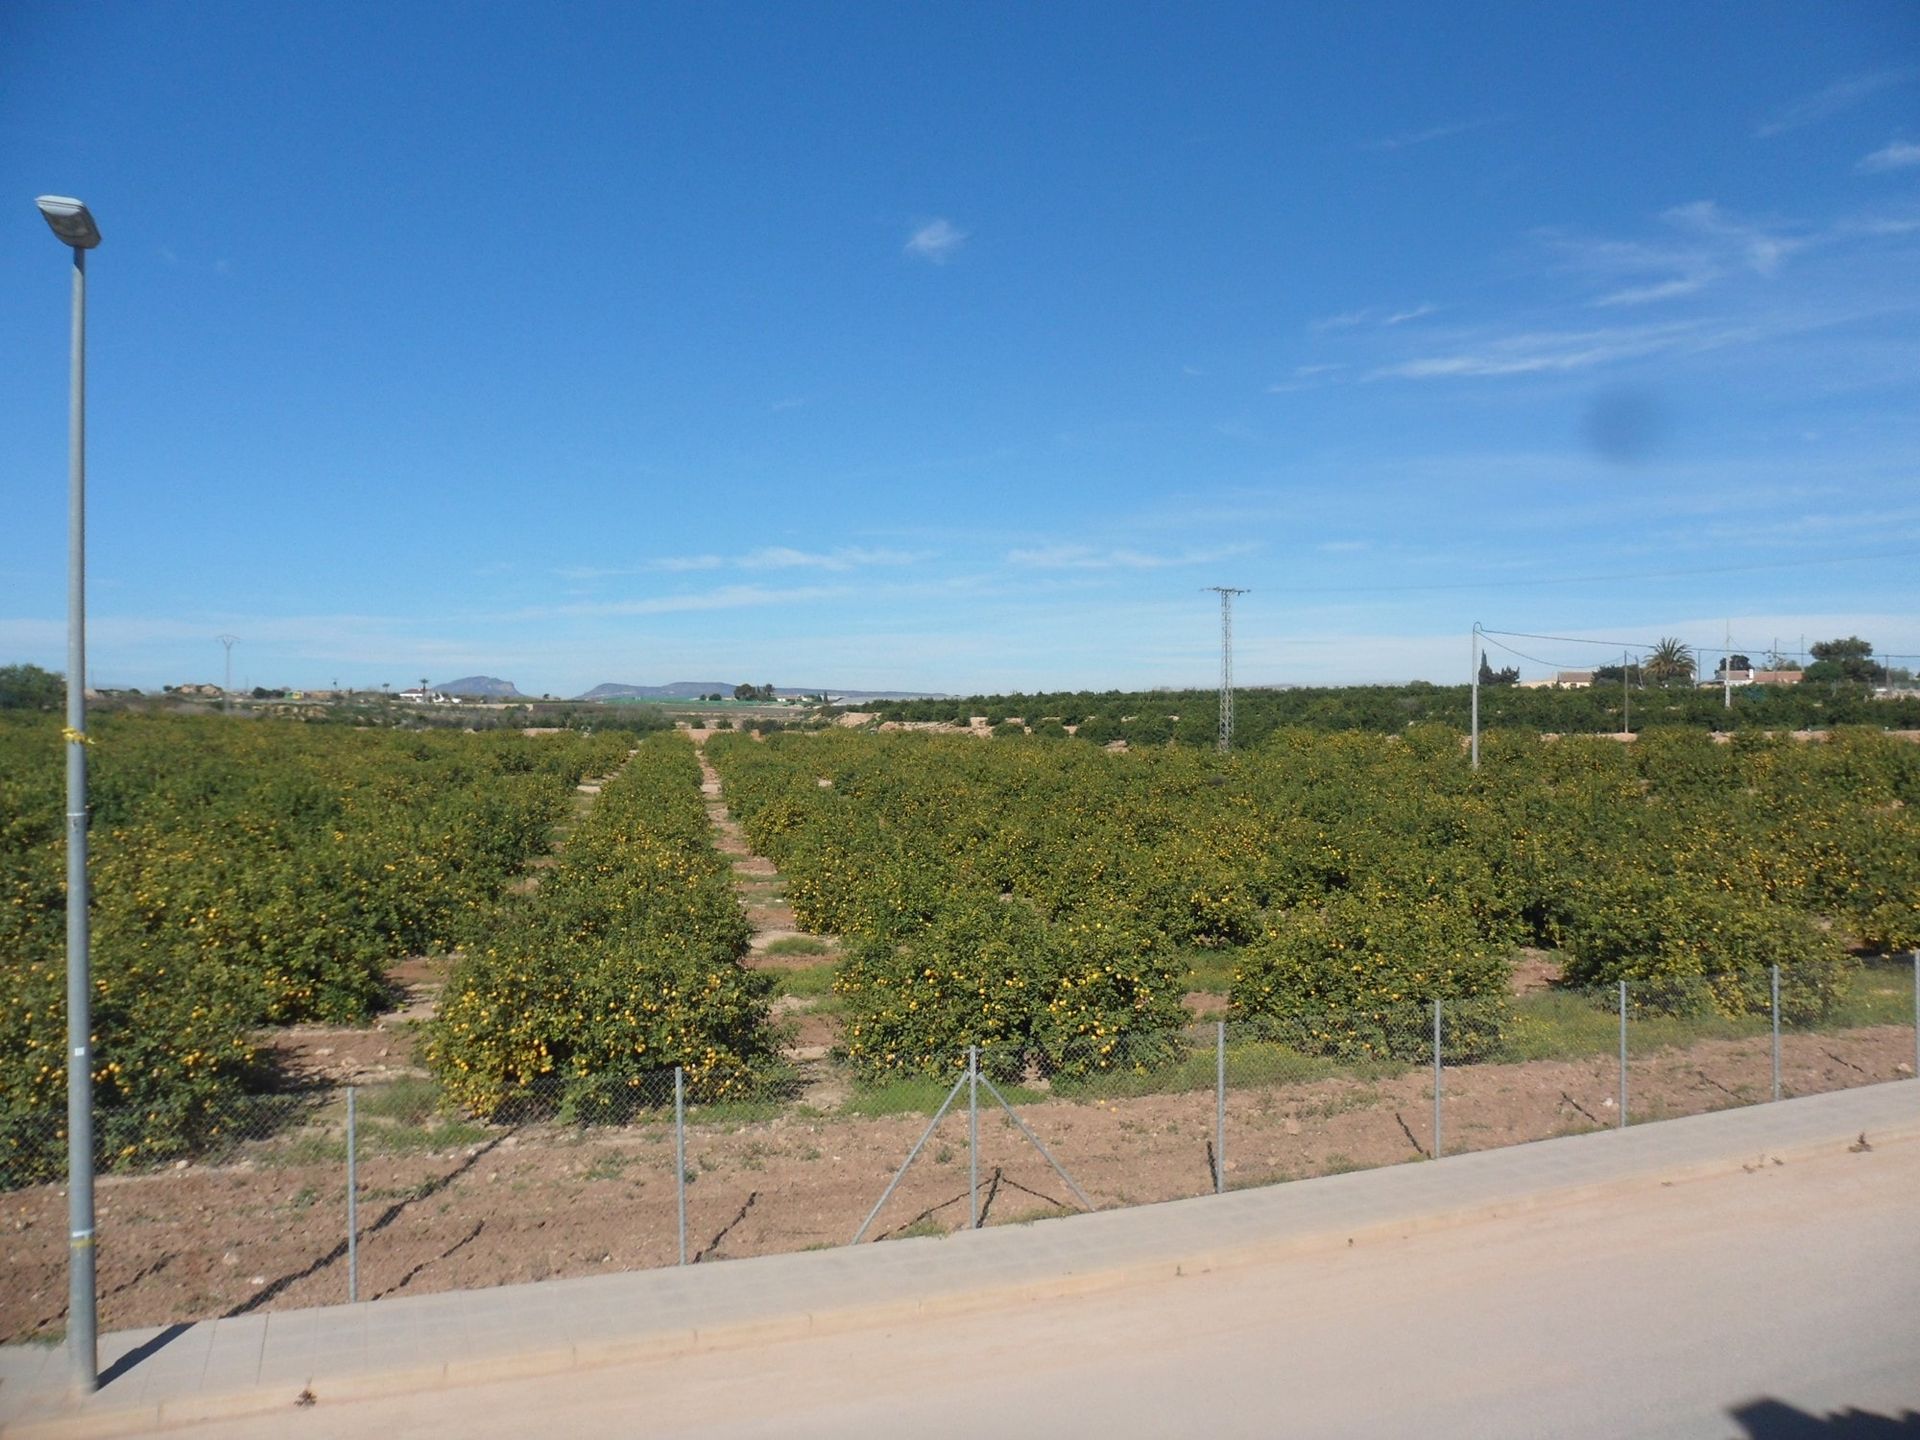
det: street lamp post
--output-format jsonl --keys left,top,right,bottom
{"left": 37, "top": 194, "right": 102, "bottom": 1394}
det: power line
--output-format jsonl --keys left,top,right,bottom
{"left": 1484, "top": 627, "right": 1920, "bottom": 665}
{"left": 1256, "top": 547, "right": 1920, "bottom": 596}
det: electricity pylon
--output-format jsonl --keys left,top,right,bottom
{"left": 1204, "top": 587, "right": 1248, "bottom": 753}
{"left": 217, "top": 635, "right": 239, "bottom": 714}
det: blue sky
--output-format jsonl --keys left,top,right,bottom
{"left": 5, "top": 2, "right": 1918, "bottom": 695}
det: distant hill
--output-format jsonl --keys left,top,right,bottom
{"left": 578, "top": 681, "right": 734, "bottom": 701}
{"left": 437, "top": 676, "right": 524, "bottom": 698}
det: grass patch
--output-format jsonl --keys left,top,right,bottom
{"left": 771, "top": 964, "right": 841, "bottom": 1002}
{"left": 764, "top": 935, "right": 831, "bottom": 958}
{"left": 887, "top": 1218, "right": 948, "bottom": 1240}
{"left": 1490, "top": 970, "right": 1916, "bottom": 1065}
{"left": 354, "top": 1076, "right": 444, "bottom": 1125}
{"left": 1006, "top": 1203, "right": 1076, "bottom": 1224}
{"left": 582, "top": 1150, "right": 634, "bottom": 1181}
{"left": 1180, "top": 945, "right": 1242, "bottom": 996}
{"left": 1820, "top": 956, "right": 1916, "bottom": 1028}
{"left": 1047, "top": 1039, "right": 1413, "bottom": 1103}
{"left": 839, "top": 1076, "right": 1049, "bottom": 1118}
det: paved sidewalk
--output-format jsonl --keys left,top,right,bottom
{"left": 4, "top": 1081, "right": 1916, "bottom": 1439}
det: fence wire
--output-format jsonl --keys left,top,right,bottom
{"left": 2, "top": 957, "right": 1914, "bottom": 1345}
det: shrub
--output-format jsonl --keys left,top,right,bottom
{"left": 1230, "top": 893, "right": 1510, "bottom": 1060}
{"left": 426, "top": 733, "right": 780, "bottom": 1117}
{"left": 1557, "top": 877, "right": 1851, "bottom": 1022}
{"left": 837, "top": 899, "right": 1048, "bottom": 1080}
{"left": 1036, "top": 905, "right": 1188, "bottom": 1076}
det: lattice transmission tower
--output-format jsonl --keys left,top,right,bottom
{"left": 1204, "top": 587, "right": 1248, "bottom": 753}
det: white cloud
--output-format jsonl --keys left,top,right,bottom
{"left": 1311, "top": 304, "right": 1437, "bottom": 332}
{"left": 534, "top": 584, "right": 851, "bottom": 619}
{"left": 905, "top": 218, "right": 968, "bottom": 263}
{"left": 1370, "top": 321, "right": 1743, "bottom": 381}
{"left": 1857, "top": 140, "right": 1920, "bottom": 173}
{"left": 1005, "top": 542, "right": 1259, "bottom": 571}
{"left": 1266, "top": 363, "right": 1348, "bottom": 393}
{"left": 737, "top": 546, "right": 925, "bottom": 572}
{"left": 1593, "top": 277, "right": 1709, "bottom": 308}
{"left": 1756, "top": 69, "right": 1915, "bottom": 138}
{"left": 1544, "top": 201, "right": 1805, "bottom": 307}
{"left": 1361, "top": 117, "right": 1500, "bottom": 152}
{"left": 559, "top": 547, "right": 925, "bottom": 580}
{"left": 1312, "top": 309, "right": 1371, "bottom": 332}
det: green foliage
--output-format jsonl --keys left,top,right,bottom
{"left": 0, "top": 714, "right": 627, "bottom": 1181}
{"left": 836, "top": 898, "right": 1049, "bottom": 1080}
{"left": 427, "top": 733, "right": 779, "bottom": 1118}
{"left": 1556, "top": 877, "right": 1852, "bottom": 1022}
{"left": 0, "top": 665, "right": 63, "bottom": 711}
{"left": 1230, "top": 895, "right": 1510, "bottom": 1060}
{"left": 711, "top": 724, "right": 1914, "bottom": 1078}
{"left": 1804, "top": 636, "right": 1886, "bottom": 685}
{"left": 834, "top": 898, "right": 1188, "bottom": 1081}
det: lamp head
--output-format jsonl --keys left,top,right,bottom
{"left": 36, "top": 196, "right": 101, "bottom": 249}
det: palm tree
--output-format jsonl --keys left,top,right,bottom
{"left": 1643, "top": 637, "right": 1695, "bottom": 686}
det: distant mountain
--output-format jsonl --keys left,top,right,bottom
{"left": 577, "top": 681, "right": 734, "bottom": 701}
{"left": 437, "top": 676, "right": 524, "bottom": 698}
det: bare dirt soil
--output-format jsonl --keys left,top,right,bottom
{"left": 3, "top": 1025, "right": 1911, "bottom": 1343}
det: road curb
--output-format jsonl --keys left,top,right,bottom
{"left": 8, "top": 1112, "right": 1913, "bottom": 1440}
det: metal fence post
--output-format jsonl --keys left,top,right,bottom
{"left": 674, "top": 1066, "right": 687, "bottom": 1266}
{"left": 1618, "top": 980, "right": 1628, "bottom": 1129}
{"left": 1215, "top": 1020, "right": 1227, "bottom": 1195}
{"left": 346, "top": 1086, "right": 358, "bottom": 1304}
{"left": 1432, "top": 999, "right": 1443, "bottom": 1160}
{"left": 1770, "top": 964, "right": 1782, "bottom": 1103}
{"left": 968, "top": 1046, "right": 980, "bottom": 1229}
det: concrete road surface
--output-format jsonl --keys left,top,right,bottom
{"left": 190, "top": 1135, "right": 1920, "bottom": 1440}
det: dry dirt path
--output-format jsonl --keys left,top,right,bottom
{"left": 261, "top": 746, "right": 643, "bottom": 1087}
{"left": 687, "top": 729, "right": 843, "bottom": 1065}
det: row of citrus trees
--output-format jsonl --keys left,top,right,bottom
{"left": 425, "top": 731, "right": 781, "bottom": 1117}
{"left": 0, "top": 714, "right": 628, "bottom": 1181}
{"left": 709, "top": 726, "right": 1919, "bottom": 1075}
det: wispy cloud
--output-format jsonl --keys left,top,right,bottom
{"left": 1858, "top": 139, "right": 1920, "bottom": 173}
{"left": 1361, "top": 116, "right": 1500, "bottom": 152}
{"left": 558, "top": 547, "right": 926, "bottom": 581}
{"left": 1755, "top": 69, "right": 1915, "bottom": 138}
{"left": 905, "top": 218, "right": 968, "bottom": 263}
{"left": 1267, "top": 363, "right": 1347, "bottom": 393}
{"left": 1369, "top": 320, "right": 1749, "bottom": 381}
{"left": 532, "top": 584, "right": 851, "bottom": 619}
{"left": 1312, "top": 304, "right": 1439, "bottom": 332}
{"left": 1544, "top": 200, "right": 1804, "bottom": 307}
{"left": 1005, "top": 542, "right": 1260, "bottom": 571}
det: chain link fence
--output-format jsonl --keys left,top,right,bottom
{"left": 4, "top": 956, "right": 1914, "bottom": 1343}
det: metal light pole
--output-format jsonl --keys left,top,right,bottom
{"left": 1723, "top": 620, "right": 1732, "bottom": 711}
{"left": 1469, "top": 622, "right": 1482, "bottom": 770}
{"left": 37, "top": 194, "right": 102, "bottom": 1394}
